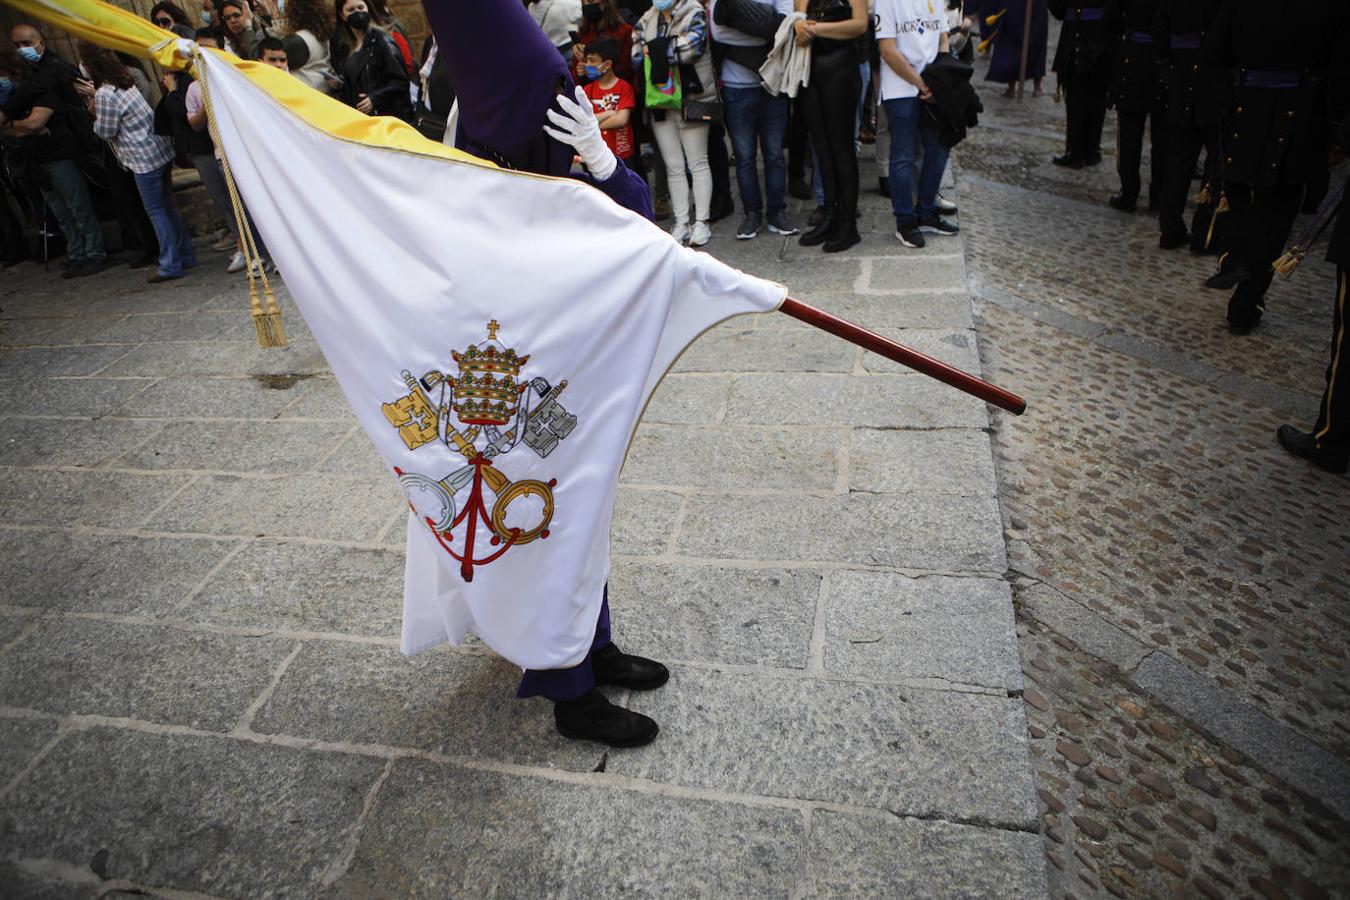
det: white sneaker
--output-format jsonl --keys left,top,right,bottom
{"left": 670, "top": 221, "right": 691, "bottom": 244}
{"left": 246, "top": 259, "right": 274, "bottom": 277}
{"left": 689, "top": 221, "right": 711, "bottom": 247}
{"left": 226, "top": 250, "right": 246, "bottom": 273}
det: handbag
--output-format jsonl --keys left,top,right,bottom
{"left": 644, "top": 54, "right": 682, "bottom": 109}
{"left": 682, "top": 97, "right": 723, "bottom": 124}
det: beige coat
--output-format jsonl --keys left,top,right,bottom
{"left": 632, "top": 0, "right": 718, "bottom": 107}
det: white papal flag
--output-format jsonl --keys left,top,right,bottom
{"left": 190, "top": 51, "right": 786, "bottom": 669}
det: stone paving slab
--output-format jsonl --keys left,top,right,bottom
{"left": 726, "top": 372, "right": 990, "bottom": 428}
{"left": 1, "top": 726, "right": 385, "bottom": 897}
{"left": 0, "top": 376, "right": 153, "bottom": 417}
{"left": 254, "top": 641, "right": 602, "bottom": 770}
{"left": 187, "top": 540, "right": 403, "bottom": 636}
{"left": 0, "top": 469, "right": 193, "bottom": 529}
{"left": 848, "top": 428, "right": 997, "bottom": 496}
{"left": 2, "top": 531, "right": 236, "bottom": 616}
{"left": 0, "top": 416, "right": 160, "bottom": 468}
{"left": 825, "top": 571, "right": 1021, "bottom": 691}
{"left": 117, "top": 420, "right": 351, "bottom": 474}
{"left": 677, "top": 492, "right": 1007, "bottom": 572}
{"left": 0, "top": 716, "right": 58, "bottom": 787}
{"left": 113, "top": 374, "right": 316, "bottom": 420}
{"left": 0, "top": 345, "right": 131, "bottom": 377}
{"left": 616, "top": 667, "right": 1037, "bottom": 826}
{"left": 608, "top": 562, "right": 819, "bottom": 669}
{"left": 334, "top": 759, "right": 806, "bottom": 899}
{"left": 98, "top": 341, "right": 327, "bottom": 379}
{"left": 803, "top": 809, "right": 1045, "bottom": 898}
{"left": 147, "top": 473, "right": 397, "bottom": 541}
{"left": 610, "top": 487, "right": 683, "bottom": 557}
{"left": 0, "top": 617, "right": 295, "bottom": 731}
{"left": 641, "top": 374, "right": 732, "bottom": 425}
{"left": 673, "top": 322, "right": 856, "bottom": 373}
{"left": 622, "top": 424, "right": 842, "bottom": 492}
{"left": 750, "top": 290, "right": 974, "bottom": 330}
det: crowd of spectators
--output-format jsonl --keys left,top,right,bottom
{"left": 0, "top": 0, "right": 981, "bottom": 279}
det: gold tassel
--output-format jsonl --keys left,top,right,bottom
{"left": 1195, "top": 184, "right": 1211, "bottom": 205}
{"left": 1273, "top": 250, "right": 1303, "bottom": 278}
{"left": 985, "top": 10, "right": 1005, "bottom": 26}
{"left": 977, "top": 34, "right": 994, "bottom": 53}
{"left": 1215, "top": 194, "right": 1230, "bottom": 214}
{"left": 260, "top": 284, "right": 288, "bottom": 347}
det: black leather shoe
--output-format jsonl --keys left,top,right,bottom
{"left": 1052, "top": 153, "right": 1084, "bottom": 169}
{"left": 807, "top": 204, "right": 828, "bottom": 228}
{"left": 1158, "top": 230, "right": 1188, "bottom": 250}
{"left": 823, "top": 230, "right": 861, "bottom": 253}
{"left": 1109, "top": 192, "right": 1137, "bottom": 213}
{"left": 593, "top": 642, "right": 669, "bottom": 691}
{"left": 1084, "top": 150, "right": 1103, "bottom": 166}
{"left": 1226, "top": 306, "right": 1262, "bottom": 334}
{"left": 1277, "top": 425, "right": 1349, "bottom": 474}
{"left": 554, "top": 689, "right": 659, "bottom": 747}
{"left": 799, "top": 220, "right": 834, "bottom": 247}
{"left": 788, "top": 176, "right": 813, "bottom": 200}
{"left": 1205, "top": 264, "right": 1251, "bottom": 290}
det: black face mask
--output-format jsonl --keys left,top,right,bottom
{"left": 345, "top": 10, "right": 371, "bottom": 29}
{"left": 581, "top": 4, "right": 602, "bottom": 22}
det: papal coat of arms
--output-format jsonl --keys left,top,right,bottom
{"left": 381, "top": 320, "right": 578, "bottom": 582}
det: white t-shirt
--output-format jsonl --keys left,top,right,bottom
{"left": 875, "top": 0, "right": 945, "bottom": 100}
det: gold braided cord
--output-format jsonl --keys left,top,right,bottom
{"left": 190, "top": 49, "right": 286, "bottom": 347}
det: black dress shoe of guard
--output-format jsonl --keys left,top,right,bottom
{"left": 1205, "top": 265, "right": 1251, "bottom": 290}
{"left": 799, "top": 215, "right": 835, "bottom": 247}
{"left": 1158, "top": 230, "right": 1188, "bottom": 250}
{"left": 1276, "top": 425, "right": 1349, "bottom": 474}
{"left": 1052, "top": 153, "right": 1084, "bottom": 169}
{"left": 1108, "top": 192, "right": 1137, "bottom": 213}
{"left": 593, "top": 642, "right": 670, "bottom": 690}
{"left": 1084, "top": 150, "right": 1103, "bottom": 166}
{"left": 554, "top": 689, "right": 659, "bottom": 747}
{"left": 1226, "top": 310, "right": 1262, "bottom": 334}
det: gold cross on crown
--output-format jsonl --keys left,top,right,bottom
{"left": 487, "top": 320, "right": 500, "bottom": 341}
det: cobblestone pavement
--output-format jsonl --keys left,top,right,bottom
{"left": 0, "top": 156, "right": 1045, "bottom": 892}
{"left": 957, "top": 36, "right": 1350, "bottom": 899}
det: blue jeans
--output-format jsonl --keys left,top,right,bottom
{"left": 40, "top": 159, "right": 105, "bottom": 263}
{"left": 884, "top": 96, "right": 949, "bottom": 224}
{"left": 723, "top": 85, "right": 789, "bottom": 216}
{"left": 134, "top": 164, "right": 196, "bottom": 277}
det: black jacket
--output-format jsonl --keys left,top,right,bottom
{"left": 1326, "top": 29, "right": 1349, "bottom": 268}
{"left": 1105, "top": 0, "right": 1161, "bottom": 112}
{"left": 155, "top": 75, "right": 214, "bottom": 159}
{"left": 1049, "top": 1, "right": 1113, "bottom": 76}
{"left": 338, "top": 29, "right": 414, "bottom": 123}
{"left": 921, "top": 54, "right": 980, "bottom": 149}
{"left": 1152, "top": 0, "right": 1227, "bottom": 127}
{"left": 1204, "top": 0, "right": 1342, "bottom": 187}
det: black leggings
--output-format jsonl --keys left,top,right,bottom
{"left": 802, "top": 46, "right": 861, "bottom": 230}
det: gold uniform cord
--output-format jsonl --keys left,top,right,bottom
{"left": 190, "top": 48, "right": 287, "bottom": 348}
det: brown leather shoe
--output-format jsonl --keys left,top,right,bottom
{"left": 146, "top": 272, "right": 184, "bottom": 284}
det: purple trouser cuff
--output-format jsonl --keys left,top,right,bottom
{"left": 516, "top": 587, "right": 612, "bottom": 701}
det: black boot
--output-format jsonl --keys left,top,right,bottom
{"left": 554, "top": 689, "right": 659, "bottom": 747}
{"left": 1276, "top": 425, "right": 1349, "bottom": 474}
{"left": 822, "top": 219, "right": 861, "bottom": 253}
{"left": 1053, "top": 152, "right": 1085, "bottom": 169}
{"left": 799, "top": 208, "right": 835, "bottom": 247}
{"left": 593, "top": 642, "right": 670, "bottom": 690}
{"left": 1108, "top": 192, "right": 1137, "bottom": 213}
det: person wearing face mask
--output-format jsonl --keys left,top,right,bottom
{"left": 573, "top": 0, "right": 635, "bottom": 83}
{"left": 1, "top": 24, "right": 108, "bottom": 277}
{"left": 0, "top": 50, "right": 32, "bottom": 268}
{"left": 331, "top": 0, "right": 414, "bottom": 121}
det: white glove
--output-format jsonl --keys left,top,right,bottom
{"left": 543, "top": 85, "right": 618, "bottom": 182}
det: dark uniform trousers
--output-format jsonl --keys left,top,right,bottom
{"left": 1224, "top": 182, "right": 1305, "bottom": 322}
{"left": 1157, "top": 124, "right": 1218, "bottom": 241}
{"left": 1051, "top": 2, "right": 1113, "bottom": 160}
{"left": 1107, "top": 2, "right": 1167, "bottom": 203}
{"left": 1116, "top": 104, "right": 1167, "bottom": 202}
{"left": 1313, "top": 267, "right": 1349, "bottom": 456}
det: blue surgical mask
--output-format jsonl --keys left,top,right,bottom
{"left": 201, "top": 9, "right": 213, "bottom": 23}
{"left": 583, "top": 64, "right": 603, "bottom": 81}
{"left": 0, "top": 78, "right": 11, "bottom": 106}
{"left": 277, "top": 0, "right": 286, "bottom": 13}
{"left": 18, "top": 46, "right": 41, "bottom": 64}
{"left": 652, "top": 0, "right": 674, "bottom": 10}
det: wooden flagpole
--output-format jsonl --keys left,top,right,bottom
{"left": 779, "top": 298, "right": 1027, "bottom": 415}
{"left": 1016, "top": 0, "right": 1034, "bottom": 100}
